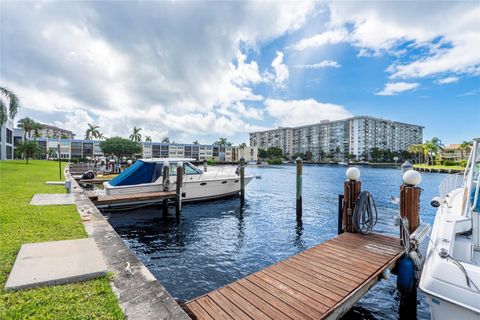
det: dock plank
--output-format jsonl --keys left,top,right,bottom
{"left": 186, "top": 232, "right": 403, "bottom": 320}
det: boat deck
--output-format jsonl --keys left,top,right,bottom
{"left": 186, "top": 232, "right": 404, "bottom": 320}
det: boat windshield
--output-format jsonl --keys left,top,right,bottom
{"left": 169, "top": 162, "right": 203, "bottom": 176}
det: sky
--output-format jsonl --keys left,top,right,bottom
{"left": 1, "top": 1, "right": 479, "bottom": 145}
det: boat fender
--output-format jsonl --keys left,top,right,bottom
{"left": 396, "top": 255, "right": 415, "bottom": 293}
{"left": 430, "top": 196, "right": 441, "bottom": 208}
{"left": 381, "top": 268, "right": 391, "bottom": 280}
{"left": 408, "top": 250, "right": 424, "bottom": 280}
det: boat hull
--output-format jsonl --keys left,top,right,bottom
{"left": 424, "top": 293, "right": 480, "bottom": 320}
{"left": 104, "top": 176, "right": 254, "bottom": 203}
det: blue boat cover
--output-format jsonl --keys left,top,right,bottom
{"left": 109, "top": 160, "right": 157, "bottom": 186}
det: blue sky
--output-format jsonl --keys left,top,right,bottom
{"left": 1, "top": 1, "right": 479, "bottom": 145}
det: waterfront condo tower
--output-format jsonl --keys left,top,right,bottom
{"left": 249, "top": 116, "right": 423, "bottom": 161}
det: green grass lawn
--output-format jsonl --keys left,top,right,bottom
{"left": 414, "top": 163, "right": 465, "bottom": 171}
{"left": 0, "top": 160, "right": 123, "bottom": 319}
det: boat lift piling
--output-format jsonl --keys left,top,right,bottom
{"left": 176, "top": 163, "right": 184, "bottom": 216}
{"left": 240, "top": 157, "right": 245, "bottom": 206}
{"left": 296, "top": 157, "right": 303, "bottom": 220}
{"left": 343, "top": 167, "right": 361, "bottom": 233}
{"left": 397, "top": 170, "right": 422, "bottom": 319}
{"left": 162, "top": 161, "right": 170, "bottom": 214}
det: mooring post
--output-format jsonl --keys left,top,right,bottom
{"left": 296, "top": 157, "right": 303, "bottom": 219}
{"left": 203, "top": 160, "right": 208, "bottom": 172}
{"left": 176, "top": 163, "right": 184, "bottom": 215}
{"left": 398, "top": 169, "right": 422, "bottom": 319}
{"left": 162, "top": 161, "right": 170, "bottom": 214}
{"left": 343, "top": 167, "right": 361, "bottom": 233}
{"left": 240, "top": 157, "right": 245, "bottom": 205}
{"left": 337, "top": 194, "right": 344, "bottom": 235}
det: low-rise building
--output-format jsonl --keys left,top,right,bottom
{"left": 441, "top": 144, "right": 471, "bottom": 161}
{"left": 32, "top": 138, "right": 258, "bottom": 163}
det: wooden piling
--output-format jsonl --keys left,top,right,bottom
{"left": 399, "top": 185, "right": 420, "bottom": 235}
{"left": 343, "top": 180, "right": 361, "bottom": 233}
{"left": 398, "top": 183, "right": 421, "bottom": 319}
{"left": 203, "top": 160, "right": 208, "bottom": 172}
{"left": 176, "top": 164, "right": 183, "bottom": 215}
{"left": 240, "top": 157, "right": 245, "bottom": 205}
{"left": 296, "top": 157, "right": 303, "bottom": 219}
{"left": 162, "top": 163, "right": 170, "bottom": 214}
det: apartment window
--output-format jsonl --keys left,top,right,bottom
{"left": 6, "top": 128, "right": 13, "bottom": 144}
{"left": 6, "top": 146, "right": 12, "bottom": 159}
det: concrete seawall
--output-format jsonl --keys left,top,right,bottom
{"left": 66, "top": 166, "right": 190, "bottom": 320}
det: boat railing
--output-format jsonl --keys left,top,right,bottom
{"left": 439, "top": 173, "right": 464, "bottom": 214}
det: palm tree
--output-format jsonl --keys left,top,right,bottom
{"left": 0, "top": 87, "right": 20, "bottom": 126}
{"left": 161, "top": 137, "right": 171, "bottom": 143}
{"left": 460, "top": 140, "right": 473, "bottom": 160}
{"left": 213, "top": 137, "right": 232, "bottom": 146}
{"left": 192, "top": 140, "right": 199, "bottom": 144}
{"left": 15, "top": 141, "right": 42, "bottom": 164}
{"left": 97, "top": 132, "right": 105, "bottom": 140}
{"left": 17, "top": 117, "right": 35, "bottom": 139}
{"left": 85, "top": 123, "right": 101, "bottom": 140}
{"left": 145, "top": 136, "right": 152, "bottom": 142}
{"left": 425, "top": 137, "right": 444, "bottom": 165}
{"left": 129, "top": 126, "right": 142, "bottom": 142}
{"left": 32, "top": 122, "right": 44, "bottom": 141}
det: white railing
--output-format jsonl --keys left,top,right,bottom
{"left": 439, "top": 173, "right": 464, "bottom": 213}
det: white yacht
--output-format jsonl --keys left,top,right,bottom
{"left": 420, "top": 138, "right": 480, "bottom": 319}
{"left": 103, "top": 158, "right": 254, "bottom": 202}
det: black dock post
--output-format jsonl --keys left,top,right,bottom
{"left": 162, "top": 161, "right": 170, "bottom": 214}
{"left": 296, "top": 157, "right": 303, "bottom": 220}
{"left": 176, "top": 163, "right": 183, "bottom": 216}
{"left": 203, "top": 160, "right": 208, "bottom": 172}
{"left": 240, "top": 157, "right": 245, "bottom": 205}
{"left": 337, "top": 194, "right": 344, "bottom": 235}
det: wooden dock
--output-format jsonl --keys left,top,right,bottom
{"left": 90, "top": 191, "right": 176, "bottom": 208}
{"left": 185, "top": 232, "right": 403, "bottom": 320}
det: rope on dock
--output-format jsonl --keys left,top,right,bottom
{"left": 352, "top": 191, "right": 378, "bottom": 234}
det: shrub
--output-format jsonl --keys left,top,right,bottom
{"left": 443, "top": 160, "right": 457, "bottom": 166}
{"left": 267, "top": 158, "right": 283, "bottom": 165}
{"left": 460, "top": 159, "right": 468, "bottom": 167}
{"left": 207, "top": 159, "right": 217, "bottom": 165}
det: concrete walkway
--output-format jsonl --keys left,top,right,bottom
{"left": 5, "top": 238, "right": 107, "bottom": 291}
{"left": 30, "top": 193, "right": 74, "bottom": 205}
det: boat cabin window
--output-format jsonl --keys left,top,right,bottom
{"left": 169, "top": 162, "right": 203, "bottom": 176}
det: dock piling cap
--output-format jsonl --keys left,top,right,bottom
{"left": 346, "top": 167, "right": 360, "bottom": 181}
{"left": 403, "top": 169, "right": 421, "bottom": 186}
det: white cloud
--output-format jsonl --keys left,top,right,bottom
{"left": 265, "top": 98, "right": 351, "bottom": 127}
{"left": 290, "top": 29, "right": 349, "bottom": 51}
{"left": 435, "top": 76, "right": 459, "bottom": 85}
{"left": 1, "top": 1, "right": 316, "bottom": 143}
{"left": 271, "top": 51, "right": 289, "bottom": 88}
{"left": 292, "top": 60, "right": 341, "bottom": 69}
{"left": 375, "top": 82, "right": 419, "bottom": 96}
{"left": 293, "top": 3, "right": 480, "bottom": 81}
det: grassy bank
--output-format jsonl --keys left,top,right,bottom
{"left": 414, "top": 163, "right": 465, "bottom": 171}
{"left": 0, "top": 160, "right": 123, "bottom": 319}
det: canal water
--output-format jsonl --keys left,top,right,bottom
{"left": 104, "top": 165, "right": 446, "bottom": 319}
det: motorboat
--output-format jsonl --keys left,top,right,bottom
{"left": 419, "top": 138, "right": 480, "bottom": 319}
{"left": 338, "top": 161, "right": 348, "bottom": 166}
{"left": 103, "top": 158, "right": 254, "bottom": 202}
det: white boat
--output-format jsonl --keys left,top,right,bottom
{"left": 419, "top": 138, "right": 480, "bottom": 319}
{"left": 103, "top": 158, "right": 254, "bottom": 202}
{"left": 338, "top": 161, "right": 348, "bottom": 166}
